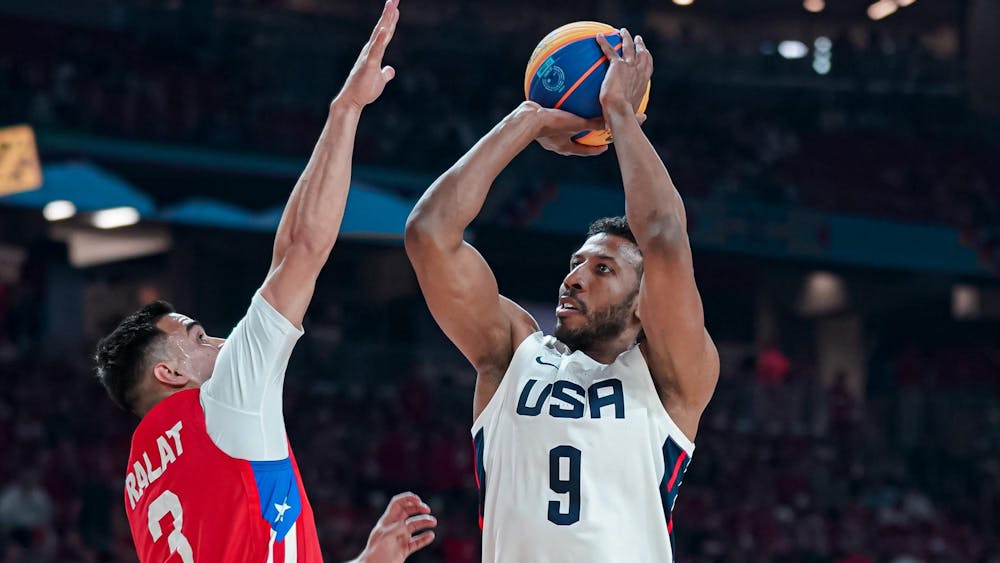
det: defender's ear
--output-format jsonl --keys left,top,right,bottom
{"left": 152, "top": 362, "right": 189, "bottom": 388}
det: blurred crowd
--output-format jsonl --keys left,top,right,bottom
{"left": 2, "top": 7, "right": 996, "bottom": 231}
{"left": 2, "top": 267, "right": 1000, "bottom": 562}
{"left": 683, "top": 342, "right": 1000, "bottom": 562}
{"left": 1, "top": 4, "right": 999, "bottom": 559}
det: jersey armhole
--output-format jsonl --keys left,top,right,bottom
{"left": 632, "top": 347, "right": 696, "bottom": 456}
{"left": 471, "top": 330, "right": 543, "bottom": 434}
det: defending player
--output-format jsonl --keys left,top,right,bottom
{"left": 404, "top": 30, "right": 718, "bottom": 562}
{"left": 94, "top": 1, "right": 436, "bottom": 560}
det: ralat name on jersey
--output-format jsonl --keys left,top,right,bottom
{"left": 125, "top": 420, "right": 184, "bottom": 509}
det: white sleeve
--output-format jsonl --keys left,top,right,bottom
{"left": 200, "top": 289, "right": 303, "bottom": 461}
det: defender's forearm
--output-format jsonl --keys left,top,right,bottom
{"left": 272, "top": 98, "right": 363, "bottom": 265}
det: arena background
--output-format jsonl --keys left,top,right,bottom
{"left": 1, "top": 0, "right": 999, "bottom": 561}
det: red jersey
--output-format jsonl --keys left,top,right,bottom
{"left": 124, "top": 389, "right": 322, "bottom": 562}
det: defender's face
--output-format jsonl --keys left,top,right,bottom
{"left": 555, "top": 234, "right": 642, "bottom": 348}
{"left": 155, "top": 313, "right": 225, "bottom": 385}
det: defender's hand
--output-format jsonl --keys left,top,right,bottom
{"left": 336, "top": 0, "right": 401, "bottom": 111}
{"left": 355, "top": 492, "right": 437, "bottom": 563}
{"left": 596, "top": 29, "right": 653, "bottom": 121}
{"left": 519, "top": 101, "right": 608, "bottom": 157}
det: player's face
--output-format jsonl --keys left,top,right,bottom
{"left": 155, "top": 313, "right": 225, "bottom": 385}
{"left": 555, "top": 234, "right": 642, "bottom": 351}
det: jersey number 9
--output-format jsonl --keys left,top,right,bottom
{"left": 548, "top": 445, "right": 581, "bottom": 525}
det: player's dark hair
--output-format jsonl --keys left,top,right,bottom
{"left": 587, "top": 216, "right": 637, "bottom": 246}
{"left": 587, "top": 216, "right": 642, "bottom": 276}
{"left": 94, "top": 301, "right": 175, "bottom": 414}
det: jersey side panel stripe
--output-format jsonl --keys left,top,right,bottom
{"left": 283, "top": 523, "right": 297, "bottom": 563}
{"left": 659, "top": 436, "right": 691, "bottom": 555}
{"left": 473, "top": 428, "right": 487, "bottom": 530}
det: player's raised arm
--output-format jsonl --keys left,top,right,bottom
{"left": 198, "top": 0, "right": 402, "bottom": 461}
{"left": 405, "top": 103, "right": 601, "bottom": 408}
{"left": 262, "top": 0, "right": 400, "bottom": 327}
{"left": 596, "top": 30, "right": 719, "bottom": 440}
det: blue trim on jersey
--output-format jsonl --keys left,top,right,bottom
{"left": 250, "top": 457, "right": 302, "bottom": 542}
{"left": 659, "top": 437, "right": 690, "bottom": 554}
{"left": 473, "top": 428, "right": 487, "bottom": 527}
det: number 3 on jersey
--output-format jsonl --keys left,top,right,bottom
{"left": 148, "top": 490, "right": 194, "bottom": 563}
{"left": 548, "top": 445, "right": 581, "bottom": 525}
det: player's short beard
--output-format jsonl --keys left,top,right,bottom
{"left": 555, "top": 289, "right": 638, "bottom": 352}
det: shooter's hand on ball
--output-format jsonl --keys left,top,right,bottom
{"left": 336, "top": 0, "right": 400, "bottom": 111}
{"left": 522, "top": 101, "right": 608, "bottom": 157}
{"left": 596, "top": 28, "right": 653, "bottom": 123}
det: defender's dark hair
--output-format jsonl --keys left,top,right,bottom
{"left": 94, "top": 301, "right": 175, "bottom": 414}
{"left": 587, "top": 216, "right": 637, "bottom": 246}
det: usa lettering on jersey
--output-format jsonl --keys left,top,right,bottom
{"left": 516, "top": 377, "right": 625, "bottom": 419}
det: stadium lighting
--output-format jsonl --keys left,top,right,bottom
{"left": 952, "top": 284, "right": 980, "bottom": 319}
{"left": 43, "top": 200, "right": 76, "bottom": 222}
{"left": 813, "top": 36, "right": 832, "bottom": 74}
{"left": 867, "top": 0, "right": 898, "bottom": 20}
{"left": 672, "top": 0, "right": 694, "bottom": 6}
{"left": 778, "top": 40, "right": 809, "bottom": 59}
{"left": 92, "top": 206, "right": 140, "bottom": 229}
{"left": 798, "top": 271, "right": 848, "bottom": 316}
{"left": 803, "top": 0, "right": 825, "bottom": 13}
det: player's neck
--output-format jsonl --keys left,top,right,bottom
{"left": 134, "top": 396, "right": 156, "bottom": 418}
{"left": 136, "top": 384, "right": 198, "bottom": 418}
{"left": 574, "top": 333, "right": 637, "bottom": 365}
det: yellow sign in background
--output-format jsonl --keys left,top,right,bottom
{"left": 0, "top": 125, "right": 43, "bottom": 196}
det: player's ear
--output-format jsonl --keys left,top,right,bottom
{"left": 633, "top": 288, "right": 643, "bottom": 321}
{"left": 152, "top": 362, "right": 188, "bottom": 388}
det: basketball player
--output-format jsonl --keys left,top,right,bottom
{"left": 404, "top": 30, "right": 718, "bottom": 562}
{"left": 93, "top": 1, "right": 436, "bottom": 561}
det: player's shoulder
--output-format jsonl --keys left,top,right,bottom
{"left": 132, "top": 390, "right": 201, "bottom": 443}
{"left": 499, "top": 295, "right": 540, "bottom": 343}
{"left": 136, "top": 389, "right": 201, "bottom": 426}
{"left": 507, "top": 330, "right": 568, "bottom": 371}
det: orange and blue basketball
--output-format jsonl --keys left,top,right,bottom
{"left": 525, "top": 21, "right": 651, "bottom": 146}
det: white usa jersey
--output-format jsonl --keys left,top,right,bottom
{"left": 472, "top": 332, "right": 695, "bottom": 563}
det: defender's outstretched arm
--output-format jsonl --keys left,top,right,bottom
{"left": 263, "top": 0, "right": 400, "bottom": 327}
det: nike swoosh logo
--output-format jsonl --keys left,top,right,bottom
{"left": 535, "top": 356, "right": 559, "bottom": 369}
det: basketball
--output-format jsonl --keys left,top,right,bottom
{"left": 524, "top": 21, "right": 651, "bottom": 146}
